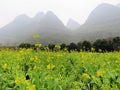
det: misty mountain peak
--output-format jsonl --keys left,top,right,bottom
{"left": 94, "top": 3, "right": 120, "bottom": 13}
{"left": 13, "top": 14, "right": 31, "bottom": 25}
{"left": 39, "top": 11, "right": 65, "bottom": 28}
{"left": 85, "top": 3, "right": 120, "bottom": 24}
{"left": 67, "top": 19, "right": 80, "bottom": 30}
{"left": 97, "top": 3, "right": 114, "bottom": 8}
{"left": 0, "top": 3, "right": 120, "bottom": 46}
{"left": 34, "top": 12, "right": 44, "bottom": 18}
{"left": 45, "top": 11, "right": 58, "bottom": 19}
{"left": 33, "top": 12, "right": 45, "bottom": 22}
{"left": 46, "top": 11, "right": 55, "bottom": 16}
{"left": 14, "top": 14, "right": 30, "bottom": 21}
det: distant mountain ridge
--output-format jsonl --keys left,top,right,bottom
{"left": 0, "top": 3, "right": 120, "bottom": 46}
{"left": 75, "top": 3, "right": 120, "bottom": 41}
{"left": 116, "top": 3, "right": 120, "bottom": 7}
{"left": 0, "top": 11, "right": 71, "bottom": 45}
{"left": 67, "top": 19, "right": 80, "bottom": 30}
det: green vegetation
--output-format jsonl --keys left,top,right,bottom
{"left": 18, "top": 36, "right": 120, "bottom": 52}
{"left": 0, "top": 48, "right": 120, "bottom": 90}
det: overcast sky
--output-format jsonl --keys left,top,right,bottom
{"left": 0, "top": 0, "right": 120, "bottom": 28}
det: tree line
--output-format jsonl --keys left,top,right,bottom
{"left": 19, "top": 37, "right": 120, "bottom": 52}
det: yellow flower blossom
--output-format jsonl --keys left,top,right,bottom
{"left": 73, "top": 81, "right": 79, "bottom": 86}
{"left": 27, "top": 84, "right": 36, "bottom": 90}
{"left": 47, "top": 64, "right": 55, "bottom": 70}
{"left": 82, "top": 73, "right": 90, "bottom": 79}
{"left": 2, "top": 64, "right": 7, "bottom": 69}
{"left": 35, "top": 43, "right": 42, "bottom": 47}
{"left": 3, "top": 78, "right": 7, "bottom": 81}
{"left": 35, "top": 56, "right": 39, "bottom": 62}
{"left": 33, "top": 34, "right": 39, "bottom": 39}
{"left": 15, "top": 77, "right": 20, "bottom": 84}
{"left": 30, "top": 57, "right": 34, "bottom": 61}
{"left": 54, "top": 45, "right": 61, "bottom": 51}
{"left": 91, "top": 75, "right": 96, "bottom": 81}
{"left": 30, "top": 56, "right": 39, "bottom": 62}
{"left": 97, "top": 70, "right": 103, "bottom": 77}
{"left": 47, "top": 64, "right": 51, "bottom": 70}
{"left": 60, "top": 74, "right": 62, "bottom": 79}
{"left": 15, "top": 76, "right": 26, "bottom": 85}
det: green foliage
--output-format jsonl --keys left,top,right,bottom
{"left": 82, "top": 41, "right": 91, "bottom": 51}
{"left": 0, "top": 48, "right": 120, "bottom": 90}
{"left": 18, "top": 36, "right": 120, "bottom": 52}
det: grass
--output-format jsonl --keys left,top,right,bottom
{"left": 0, "top": 48, "right": 120, "bottom": 90}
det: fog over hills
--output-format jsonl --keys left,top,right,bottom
{"left": 75, "top": 3, "right": 120, "bottom": 41}
{"left": 116, "top": 3, "right": 120, "bottom": 7}
{"left": 27, "top": 11, "right": 71, "bottom": 45}
{"left": 0, "top": 11, "right": 71, "bottom": 45}
{"left": 32, "top": 12, "right": 45, "bottom": 22}
{"left": 0, "top": 3, "right": 120, "bottom": 46}
{"left": 67, "top": 19, "right": 80, "bottom": 30}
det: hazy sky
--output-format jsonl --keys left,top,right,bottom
{"left": 0, "top": 0, "right": 120, "bottom": 28}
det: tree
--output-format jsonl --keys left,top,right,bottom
{"left": 82, "top": 41, "right": 91, "bottom": 51}
{"left": 106, "top": 40, "right": 114, "bottom": 52}
{"left": 93, "top": 39, "right": 109, "bottom": 52}
{"left": 19, "top": 43, "right": 32, "bottom": 49}
{"left": 112, "top": 37, "right": 120, "bottom": 51}
{"left": 48, "top": 44, "right": 55, "bottom": 51}
{"left": 60, "top": 43, "right": 66, "bottom": 50}
{"left": 68, "top": 43, "right": 77, "bottom": 52}
{"left": 77, "top": 42, "right": 82, "bottom": 51}
{"left": 54, "top": 45, "right": 61, "bottom": 51}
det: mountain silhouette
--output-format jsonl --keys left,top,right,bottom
{"left": 0, "top": 11, "right": 71, "bottom": 45}
{"left": 75, "top": 3, "right": 120, "bottom": 41}
{"left": 67, "top": 19, "right": 80, "bottom": 30}
{"left": 0, "top": 3, "right": 120, "bottom": 46}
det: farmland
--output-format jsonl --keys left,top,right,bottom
{"left": 0, "top": 48, "right": 120, "bottom": 90}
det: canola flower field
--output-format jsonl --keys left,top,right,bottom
{"left": 0, "top": 48, "right": 120, "bottom": 90}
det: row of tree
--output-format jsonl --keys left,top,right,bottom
{"left": 19, "top": 37, "right": 120, "bottom": 52}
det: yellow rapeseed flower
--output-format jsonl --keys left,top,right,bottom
{"left": 30, "top": 57, "right": 34, "bottom": 61}
{"left": 97, "top": 70, "right": 103, "bottom": 77}
{"left": 73, "top": 81, "right": 79, "bottom": 86}
{"left": 82, "top": 73, "right": 90, "bottom": 79}
{"left": 47, "top": 64, "right": 51, "bottom": 70}
{"left": 30, "top": 56, "right": 39, "bottom": 62}
{"left": 27, "top": 84, "right": 36, "bottom": 90}
{"left": 54, "top": 45, "right": 61, "bottom": 51}
{"left": 35, "top": 43, "right": 42, "bottom": 47}
{"left": 15, "top": 77, "right": 19, "bottom": 84}
{"left": 44, "top": 46, "right": 49, "bottom": 51}
{"left": 91, "top": 75, "right": 96, "bottom": 81}
{"left": 3, "top": 78, "right": 7, "bottom": 81}
{"left": 91, "top": 48, "right": 95, "bottom": 52}
{"left": 63, "top": 48, "right": 67, "bottom": 52}
{"left": 60, "top": 74, "right": 63, "bottom": 79}
{"left": 33, "top": 34, "right": 39, "bottom": 39}
{"left": 47, "top": 64, "right": 55, "bottom": 70}
{"left": 35, "top": 56, "right": 39, "bottom": 62}
{"left": 2, "top": 64, "right": 7, "bottom": 69}
{"left": 15, "top": 76, "right": 26, "bottom": 85}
